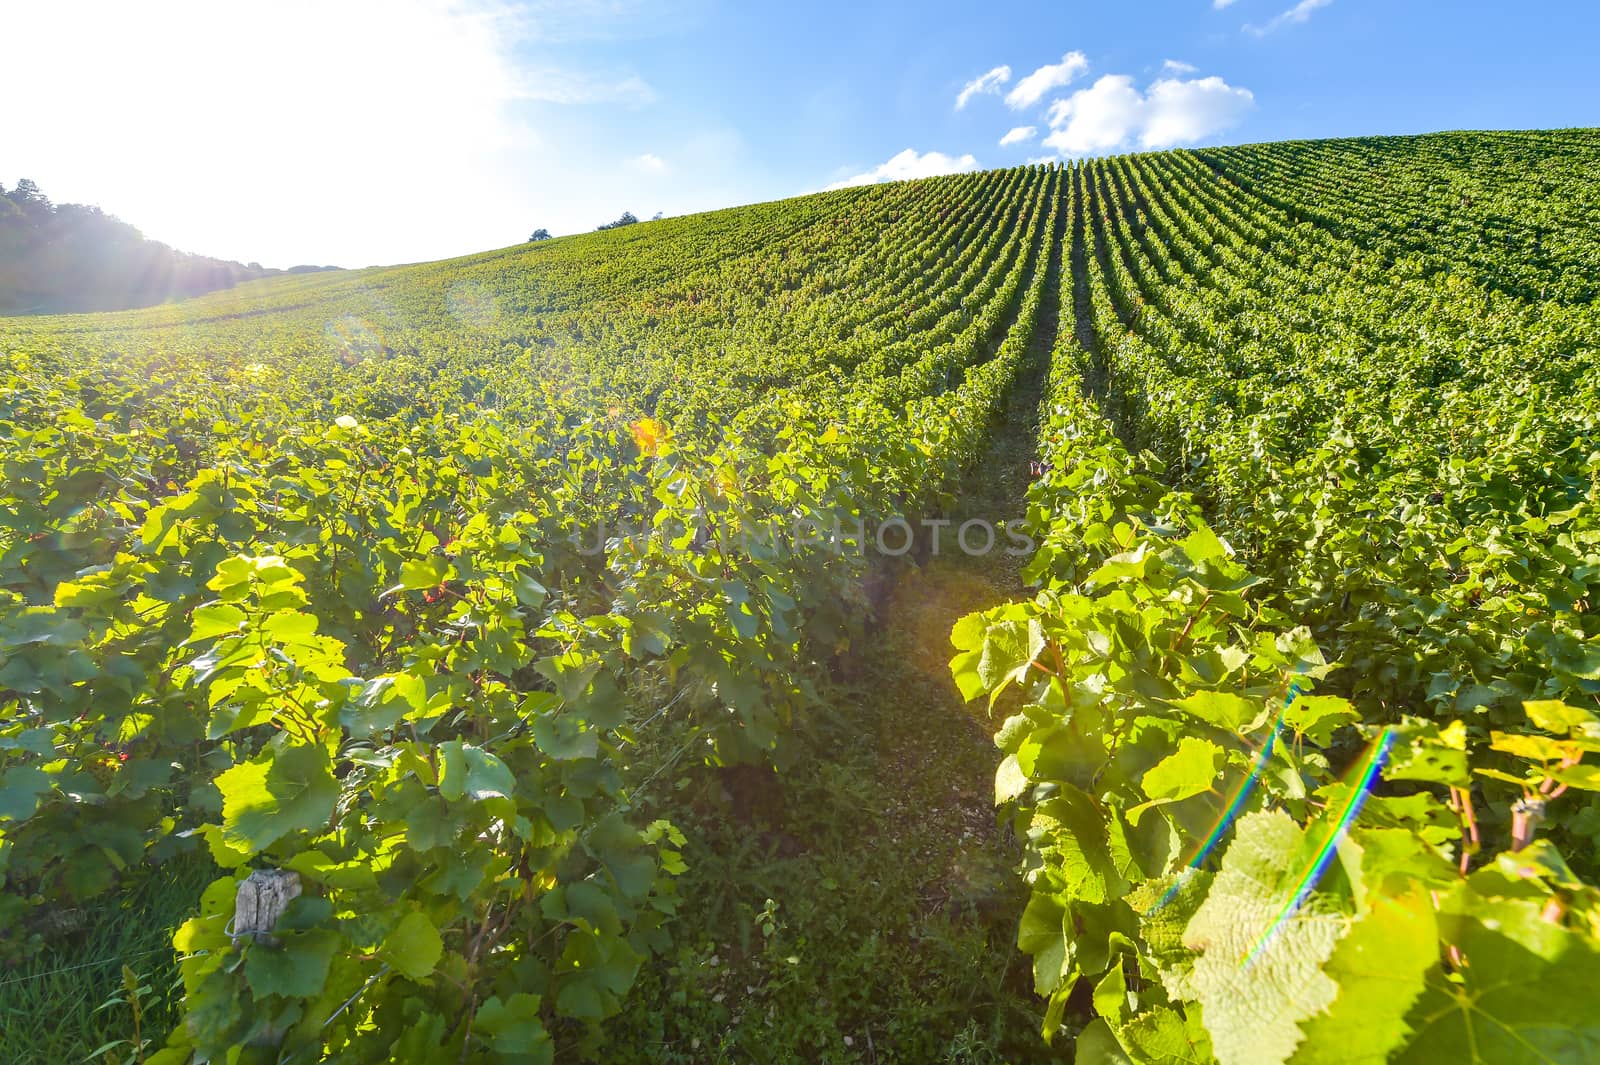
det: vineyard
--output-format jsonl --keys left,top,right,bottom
{"left": 2, "top": 129, "right": 1599, "bottom": 1063}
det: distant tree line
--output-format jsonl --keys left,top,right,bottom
{"left": 527, "top": 212, "right": 665, "bottom": 243}
{"left": 0, "top": 178, "right": 339, "bottom": 315}
{"left": 596, "top": 211, "right": 639, "bottom": 231}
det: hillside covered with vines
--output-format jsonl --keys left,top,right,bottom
{"left": 3, "top": 129, "right": 1598, "bottom": 1064}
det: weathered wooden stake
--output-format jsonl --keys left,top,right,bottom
{"left": 232, "top": 869, "right": 301, "bottom": 945}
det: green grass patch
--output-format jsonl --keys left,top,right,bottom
{"left": 0, "top": 857, "right": 211, "bottom": 1064}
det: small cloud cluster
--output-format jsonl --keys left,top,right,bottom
{"left": 520, "top": 69, "right": 657, "bottom": 106}
{"left": 965, "top": 50, "right": 1252, "bottom": 156}
{"left": 1245, "top": 0, "right": 1334, "bottom": 36}
{"left": 955, "top": 53, "right": 1090, "bottom": 112}
{"left": 826, "top": 148, "right": 980, "bottom": 190}
{"left": 956, "top": 64, "right": 1011, "bottom": 109}
{"left": 841, "top": 39, "right": 1260, "bottom": 194}
{"left": 1003, "top": 51, "right": 1089, "bottom": 109}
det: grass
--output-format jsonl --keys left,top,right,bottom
{"left": 591, "top": 578, "right": 1048, "bottom": 1063}
{"left": 0, "top": 856, "right": 213, "bottom": 1064}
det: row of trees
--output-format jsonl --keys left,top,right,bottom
{"left": 0, "top": 179, "right": 337, "bottom": 314}
{"left": 528, "top": 211, "right": 665, "bottom": 243}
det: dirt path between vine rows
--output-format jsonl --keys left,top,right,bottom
{"left": 861, "top": 381, "right": 1044, "bottom": 917}
{"left": 847, "top": 201, "right": 1064, "bottom": 1034}
{"left": 616, "top": 196, "right": 1071, "bottom": 1063}
{"left": 1068, "top": 166, "right": 1104, "bottom": 401}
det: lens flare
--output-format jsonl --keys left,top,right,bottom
{"left": 447, "top": 280, "right": 502, "bottom": 331}
{"left": 1188, "top": 688, "right": 1295, "bottom": 867}
{"left": 1146, "top": 681, "right": 1301, "bottom": 914}
{"left": 630, "top": 417, "right": 668, "bottom": 456}
{"left": 1242, "top": 727, "right": 1395, "bottom": 968}
{"left": 325, "top": 315, "right": 386, "bottom": 362}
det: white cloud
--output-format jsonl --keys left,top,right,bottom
{"left": 1005, "top": 51, "right": 1090, "bottom": 110}
{"left": 1041, "top": 73, "right": 1253, "bottom": 155}
{"left": 999, "top": 126, "right": 1038, "bottom": 147}
{"left": 826, "top": 149, "right": 980, "bottom": 190}
{"left": 1140, "top": 77, "right": 1255, "bottom": 147}
{"left": 630, "top": 152, "right": 668, "bottom": 173}
{"left": 520, "top": 71, "right": 657, "bottom": 106}
{"left": 956, "top": 65, "right": 1012, "bottom": 109}
{"left": 1245, "top": 0, "right": 1333, "bottom": 36}
{"left": 1041, "top": 75, "right": 1146, "bottom": 154}
{"left": 1213, "top": 0, "right": 1240, "bottom": 8}
{"left": 1162, "top": 59, "right": 1199, "bottom": 74}
{"left": 518, "top": 0, "right": 681, "bottom": 43}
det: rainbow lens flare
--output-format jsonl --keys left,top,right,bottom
{"left": 1242, "top": 727, "right": 1396, "bottom": 967}
{"left": 1147, "top": 681, "right": 1301, "bottom": 914}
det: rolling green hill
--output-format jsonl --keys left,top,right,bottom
{"left": 3, "top": 129, "right": 1600, "bottom": 1064}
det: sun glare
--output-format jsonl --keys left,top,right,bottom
{"left": 3, "top": 0, "right": 531, "bottom": 266}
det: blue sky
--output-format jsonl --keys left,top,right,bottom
{"left": 4, "top": 0, "right": 1595, "bottom": 267}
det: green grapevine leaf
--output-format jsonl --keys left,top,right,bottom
{"left": 1019, "top": 893, "right": 1072, "bottom": 995}
{"left": 381, "top": 911, "right": 444, "bottom": 980}
{"left": 978, "top": 618, "right": 1046, "bottom": 695}
{"left": 1282, "top": 695, "right": 1360, "bottom": 746}
{"left": 996, "top": 753, "right": 1029, "bottom": 804}
{"left": 242, "top": 929, "right": 339, "bottom": 999}
{"left": 1398, "top": 886, "right": 1600, "bottom": 1062}
{"left": 383, "top": 557, "right": 450, "bottom": 597}
{"left": 475, "top": 993, "right": 552, "bottom": 1060}
{"left": 437, "top": 741, "right": 516, "bottom": 802}
{"left": 187, "top": 603, "right": 248, "bottom": 643}
{"left": 1075, "top": 1018, "right": 1136, "bottom": 1065}
{"left": 1523, "top": 700, "right": 1597, "bottom": 735}
{"left": 1142, "top": 738, "right": 1223, "bottom": 802}
{"left": 1171, "top": 691, "right": 1265, "bottom": 732}
{"left": 0, "top": 766, "right": 52, "bottom": 822}
{"left": 1094, "top": 962, "right": 1213, "bottom": 1065}
{"left": 1289, "top": 888, "right": 1437, "bottom": 1065}
{"left": 1181, "top": 810, "right": 1344, "bottom": 1065}
{"left": 1031, "top": 784, "right": 1131, "bottom": 904}
{"left": 216, "top": 746, "right": 338, "bottom": 855}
